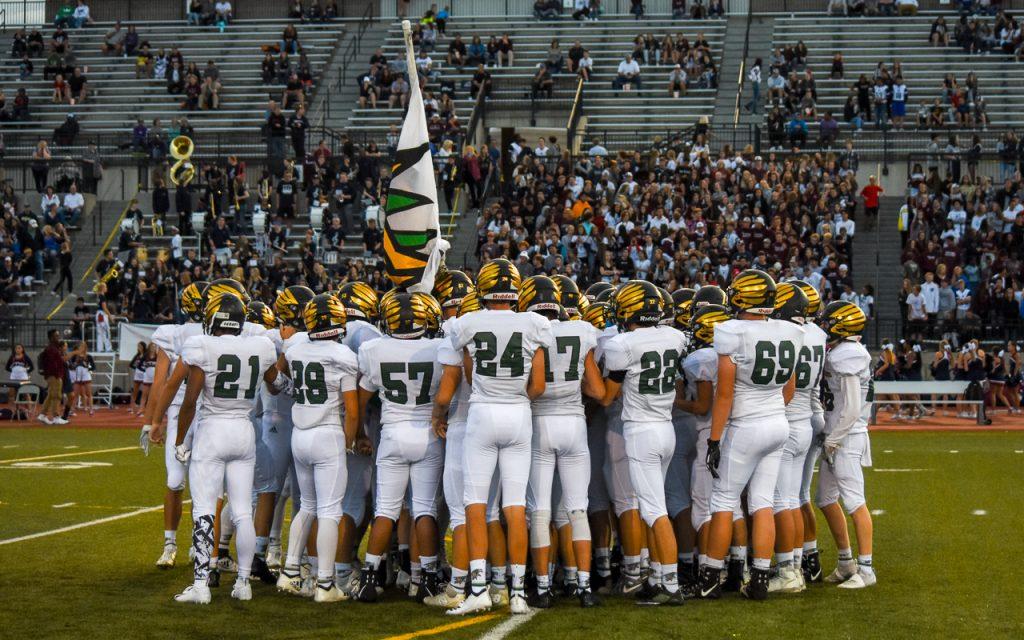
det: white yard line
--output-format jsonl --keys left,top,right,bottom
{"left": 477, "top": 610, "right": 538, "bottom": 640}
{"left": 870, "top": 509, "right": 886, "bottom": 515}
{"left": 0, "top": 500, "right": 190, "bottom": 546}
{"left": 971, "top": 509, "right": 988, "bottom": 516}
{"left": 63, "top": 445, "right": 79, "bottom": 449}
{"left": 52, "top": 502, "right": 77, "bottom": 509}
{"left": 0, "top": 446, "right": 135, "bottom": 464}
{"left": 874, "top": 468, "right": 930, "bottom": 472}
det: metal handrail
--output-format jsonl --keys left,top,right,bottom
{"left": 566, "top": 76, "right": 585, "bottom": 154}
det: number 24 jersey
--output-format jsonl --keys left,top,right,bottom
{"left": 603, "top": 325, "right": 689, "bottom": 423}
{"left": 714, "top": 318, "right": 805, "bottom": 422}
{"left": 285, "top": 338, "right": 360, "bottom": 430}
{"left": 181, "top": 334, "right": 278, "bottom": 421}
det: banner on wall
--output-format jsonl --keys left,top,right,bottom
{"left": 117, "top": 323, "right": 160, "bottom": 362}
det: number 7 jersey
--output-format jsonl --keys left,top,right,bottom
{"left": 181, "top": 334, "right": 279, "bottom": 421}
{"left": 603, "top": 325, "right": 689, "bottom": 423}
{"left": 714, "top": 318, "right": 805, "bottom": 422}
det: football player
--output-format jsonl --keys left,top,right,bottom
{"left": 160, "top": 293, "right": 280, "bottom": 603}
{"left": 438, "top": 258, "right": 552, "bottom": 615}
{"left": 768, "top": 283, "right": 823, "bottom": 594}
{"left": 817, "top": 301, "right": 876, "bottom": 589}
{"left": 699, "top": 269, "right": 804, "bottom": 601}
{"left": 142, "top": 280, "right": 206, "bottom": 568}
{"left": 599, "top": 281, "right": 689, "bottom": 606}
{"left": 276, "top": 293, "right": 361, "bottom": 603}
{"left": 585, "top": 281, "right": 614, "bottom": 304}
{"left": 692, "top": 285, "right": 727, "bottom": 311}
{"left": 521, "top": 276, "right": 604, "bottom": 608}
{"left": 355, "top": 293, "right": 445, "bottom": 603}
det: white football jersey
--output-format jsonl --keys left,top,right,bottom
{"left": 533, "top": 319, "right": 599, "bottom": 417}
{"left": 242, "top": 321, "right": 269, "bottom": 337}
{"left": 681, "top": 346, "right": 718, "bottom": 433}
{"left": 714, "top": 318, "right": 805, "bottom": 422}
{"left": 786, "top": 322, "right": 828, "bottom": 421}
{"left": 448, "top": 309, "right": 553, "bottom": 405}
{"left": 181, "top": 334, "right": 277, "bottom": 421}
{"left": 259, "top": 328, "right": 287, "bottom": 418}
{"left": 151, "top": 322, "right": 203, "bottom": 407}
{"left": 359, "top": 336, "right": 443, "bottom": 424}
{"left": 282, "top": 330, "right": 309, "bottom": 352}
{"left": 343, "top": 319, "right": 383, "bottom": 354}
{"left": 603, "top": 325, "right": 689, "bottom": 423}
{"left": 285, "top": 338, "right": 359, "bottom": 430}
{"left": 438, "top": 317, "right": 470, "bottom": 424}
{"left": 596, "top": 325, "right": 623, "bottom": 414}
{"left": 823, "top": 339, "right": 872, "bottom": 436}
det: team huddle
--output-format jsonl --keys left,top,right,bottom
{"left": 138, "top": 260, "right": 876, "bottom": 612}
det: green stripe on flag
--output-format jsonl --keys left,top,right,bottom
{"left": 395, "top": 232, "right": 428, "bottom": 247}
{"left": 385, "top": 193, "right": 420, "bottom": 213}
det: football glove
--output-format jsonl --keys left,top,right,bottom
{"left": 174, "top": 444, "right": 191, "bottom": 464}
{"left": 139, "top": 425, "right": 151, "bottom": 456}
{"left": 706, "top": 438, "right": 721, "bottom": 479}
{"left": 823, "top": 441, "right": 840, "bottom": 467}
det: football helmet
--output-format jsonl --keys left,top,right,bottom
{"left": 303, "top": 293, "right": 348, "bottom": 340}
{"left": 518, "top": 275, "right": 561, "bottom": 316}
{"left": 614, "top": 280, "right": 663, "bottom": 328}
{"left": 726, "top": 269, "right": 776, "bottom": 315}
{"left": 458, "top": 291, "right": 483, "bottom": 316}
{"left": 246, "top": 301, "right": 276, "bottom": 329}
{"left": 657, "top": 286, "right": 674, "bottom": 326}
{"left": 693, "top": 285, "right": 727, "bottom": 309}
{"left": 337, "top": 281, "right": 380, "bottom": 322}
{"left": 585, "top": 281, "right": 614, "bottom": 303}
{"left": 381, "top": 292, "right": 430, "bottom": 339}
{"left": 413, "top": 292, "right": 443, "bottom": 338}
{"left": 771, "top": 282, "right": 809, "bottom": 325}
{"left": 204, "top": 278, "right": 250, "bottom": 309}
{"left": 671, "top": 288, "right": 696, "bottom": 330}
{"left": 179, "top": 280, "right": 208, "bottom": 322}
{"left": 819, "top": 301, "right": 867, "bottom": 342}
{"left": 476, "top": 258, "right": 520, "bottom": 302}
{"left": 552, "top": 274, "right": 588, "bottom": 319}
{"left": 690, "top": 304, "right": 731, "bottom": 348}
{"left": 274, "top": 285, "right": 316, "bottom": 329}
{"left": 583, "top": 301, "right": 613, "bottom": 330}
{"left": 791, "top": 279, "right": 822, "bottom": 319}
{"left": 432, "top": 270, "right": 474, "bottom": 310}
{"left": 204, "top": 292, "right": 246, "bottom": 336}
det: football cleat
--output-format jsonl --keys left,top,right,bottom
{"left": 578, "top": 588, "right": 601, "bottom": 608}
{"left": 488, "top": 583, "right": 509, "bottom": 607}
{"left": 314, "top": 581, "right": 350, "bottom": 603}
{"left": 527, "top": 587, "right": 553, "bottom": 609}
{"left": 723, "top": 559, "right": 746, "bottom": 592}
{"left": 697, "top": 566, "right": 722, "bottom": 600}
{"left": 767, "top": 566, "right": 804, "bottom": 593}
{"left": 300, "top": 576, "right": 316, "bottom": 598}
{"left": 416, "top": 572, "right": 439, "bottom": 604}
{"left": 356, "top": 568, "right": 380, "bottom": 603}
{"left": 614, "top": 573, "right": 644, "bottom": 596}
{"left": 741, "top": 568, "right": 770, "bottom": 601}
{"left": 637, "top": 586, "right": 686, "bottom": 607}
{"left": 174, "top": 584, "right": 211, "bottom": 604}
{"left": 837, "top": 568, "right": 877, "bottom": 590}
{"left": 266, "top": 544, "right": 282, "bottom": 569}
{"left": 230, "top": 578, "right": 252, "bottom": 601}
{"left": 251, "top": 556, "right": 277, "bottom": 584}
{"left": 423, "top": 582, "right": 465, "bottom": 608}
{"left": 634, "top": 581, "right": 660, "bottom": 602}
{"left": 156, "top": 543, "right": 177, "bottom": 568}
{"left": 824, "top": 560, "right": 858, "bottom": 584}
{"left": 207, "top": 568, "right": 220, "bottom": 588}
{"left": 802, "top": 550, "right": 823, "bottom": 583}
{"left": 509, "top": 594, "right": 530, "bottom": 614}
{"left": 276, "top": 569, "right": 304, "bottom": 595}
{"left": 445, "top": 591, "right": 492, "bottom": 616}
{"left": 216, "top": 555, "right": 238, "bottom": 573}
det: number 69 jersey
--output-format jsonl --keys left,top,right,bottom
{"left": 181, "top": 334, "right": 279, "bottom": 421}
{"left": 284, "top": 338, "right": 359, "bottom": 430}
{"left": 603, "top": 325, "right": 689, "bottom": 423}
{"left": 358, "top": 336, "right": 444, "bottom": 424}
{"left": 447, "top": 309, "right": 553, "bottom": 405}
{"left": 785, "top": 322, "right": 828, "bottom": 421}
{"left": 714, "top": 318, "right": 805, "bottom": 422}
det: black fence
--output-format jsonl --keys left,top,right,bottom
{"left": 0, "top": 319, "right": 86, "bottom": 351}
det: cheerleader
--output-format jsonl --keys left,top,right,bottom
{"left": 5, "top": 344, "right": 34, "bottom": 384}
{"left": 1002, "top": 342, "right": 1022, "bottom": 414}
{"left": 137, "top": 343, "right": 157, "bottom": 417}
{"left": 873, "top": 340, "right": 897, "bottom": 416}
{"left": 986, "top": 346, "right": 1010, "bottom": 413}
{"left": 960, "top": 340, "right": 987, "bottom": 419}
{"left": 128, "top": 341, "right": 146, "bottom": 415}
{"left": 71, "top": 341, "right": 96, "bottom": 416}
{"left": 930, "top": 340, "right": 953, "bottom": 415}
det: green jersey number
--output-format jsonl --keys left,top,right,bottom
{"left": 291, "top": 360, "right": 328, "bottom": 405}
{"left": 473, "top": 331, "right": 525, "bottom": 377}
{"left": 544, "top": 335, "right": 582, "bottom": 383}
{"left": 750, "top": 340, "right": 796, "bottom": 385}
{"left": 638, "top": 349, "right": 680, "bottom": 395}
{"left": 794, "top": 345, "right": 825, "bottom": 389}
{"left": 213, "top": 354, "right": 261, "bottom": 400}
{"left": 380, "top": 362, "right": 434, "bottom": 405}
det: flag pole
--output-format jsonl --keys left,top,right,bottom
{"left": 402, "top": 20, "right": 419, "bottom": 96}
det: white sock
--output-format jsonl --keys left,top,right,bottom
{"left": 752, "top": 557, "right": 771, "bottom": 571}
{"left": 537, "top": 573, "right": 550, "bottom": 590}
{"left": 623, "top": 554, "right": 641, "bottom": 577}
{"left": 775, "top": 551, "right": 794, "bottom": 567}
{"left": 662, "top": 562, "right": 679, "bottom": 593}
{"left": 858, "top": 554, "right": 873, "bottom": 573}
{"left": 315, "top": 518, "right": 338, "bottom": 582}
{"left": 364, "top": 553, "right": 383, "bottom": 570}
{"left": 164, "top": 530, "right": 176, "bottom": 544}
{"left": 802, "top": 540, "right": 817, "bottom": 553}
{"left": 410, "top": 562, "right": 422, "bottom": 584}
{"left": 470, "top": 559, "right": 488, "bottom": 595}
{"left": 491, "top": 565, "right": 507, "bottom": 586}
{"left": 451, "top": 567, "right": 468, "bottom": 589}
{"left": 595, "top": 548, "right": 611, "bottom": 576}
{"left": 563, "top": 566, "right": 578, "bottom": 583}
{"left": 793, "top": 547, "right": 804, "bottom": 566}
{"left": 284, "top": 510, "right": 314, "bottom": 570}
{"left": 578, "top": 570, "right": 591, "bottom": 589}
{"left": 729, "top": 546, "right": 747, "bottom": 562}
{"left": 420, "top": 555, "right": 438, "bottom": 575}
{"left": 838, "top": 547, "right": 853, "bottom": 562}
{"left": 510, "top": 564, "right": 526, "bottom": 594}
{"left": 648, "top": 562, "right": 661, "bottom": 586}
{"left": 234, "top": 517, "right": 255, "bottom": 581}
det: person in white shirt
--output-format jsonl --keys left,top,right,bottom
{"left": 919, "top": 272, "right": 939, "bottom": 318}
{"left": 62, "top": 184, "right": 85, "bottom": 225}
{"left": 214, "top": 0, "right": 232, "bottom": 22}
{"left": 71, "top": 0, "right": 92, "bottom": 27}
{"left": 1003, "top": 197, "right": 1023, "bottom": 227}
{"left": 668, "top": 64, "right": 687, "bottom": 98}
{"left": 578, "top": 51, "right": 593, "bottom": 81}
{"left": 534, "top": 137, "right": 549, "bottom": 157}
{"left": 613, "top": 54, "right": 641, "bottom": 91}
{"left": 947, "top": 201, "right": 967, "bottom": 235}
{"left": 837, "top": 211, "right": 856, "bottom": 238}
{"left": 41, "top": 187, "right": 60, "bottom": 213}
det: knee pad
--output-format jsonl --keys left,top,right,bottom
{"left": 568, "top": 509, "right": 591, "bottom": 542}
{"left": 166, "top": 469, "right": 187, "bottom": 492}
{"left": 529, "top": 510, "right": 551, "bottom": 549}
{"left": 231, "top": 510, "right": 253, "bottom": 527}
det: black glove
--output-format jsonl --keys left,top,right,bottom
{"left": 706, "top": 438, "right": 721, "bottom": 479}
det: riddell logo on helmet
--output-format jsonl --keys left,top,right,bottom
{"left": 486, "top": 292, "right": 518, "bottom": 301}
{"left": 749, "top": 307, "right": 774, "bottom": 315}
{"left": 638, "top": 313, "right": 661, "bottom": 322}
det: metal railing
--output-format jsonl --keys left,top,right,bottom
{"left": 733, "top": 0, "right": 753, "bottom": 125}
{"left": 335, "top": 2, "right": 377, "bottom": 90}
{"left": 566, "top": 76, "right": 586, "bottom": 155}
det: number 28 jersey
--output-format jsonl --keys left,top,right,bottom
{"left": 358, "top": 336, "right": 443, "bottom": 424}
{"left": 181, "top": 334, "right": 278, "bottom": 421}
{"left": 714, "top": 318, "right": 805, "bottom": 422}
{"left": 448, "top": 309, "right": 553, "bottom": 405}
{"left": 285, "top": 338, "right": 359, "bottom": 430}
{"left": 603, "top": 325, "right": 689, "bottom": 423}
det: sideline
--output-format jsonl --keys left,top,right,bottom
{"left": 0, "top": 500, "right": 189, "bottom": 547}
{"left": 477, "top": 609, "right": 539, "bottom": 640}
{"left": 0, "top": 446, "right": 136, "bottom": 464}
{"left": 381, "top": 614, "right": 501, "bottom": 640}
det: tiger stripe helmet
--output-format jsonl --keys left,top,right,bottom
{"left": 726, "top": 269, "right": 776, "bottom": 315}
{"left": 204, "top": 278, "right": 250, "bottom": 310}
{"left": 458, "top": 291, "right": 483, "bottom": 317}
{"left": 614, "top": 280, "right": 664, "bottom": 328}
{"left": 381, "top": 292, "right": 430, "bottom": 339}
{"left": 771, "top": 282, "right": 809, "bottom": 325}
{"left": 551, "top": 274, "right": 588, "bottom": 319}
{"left": 476, "top": 258, "right": 521, "bottom": 302}
{"left": 412, "top": 292, "right": 443, "bottom": 337}
{"left": 432, "top": 270, "right": 474, "bottom": 310}
{"left": 790, "top": 279, "right": 821, "bottom": 320}
{"left": 519, "top": 275, "right": 561, "bottom": 316}
{"left": 693, "top": 285, "right": 727, "bottom": 309}
{"left": 275, "top": 285, "right": 315, "bottom": 329}
{"left": 819, "top": 300, "right": 867, "bottom": 342}
{"left": 180, "top": 280, "right": 208, "bottom": 322}
{"left": 246, "top": 301, "right": 276, "bottom": 329}
{"left": 337, "top": 281, "right": 380, "bottom": 322}
{"left": 671, "top": 288, "right": 696, "bottom": 330}
{"left": 303, "top": 293, "right": 348, "bottom": 340}
{"left": 583, "top": 301, "right": 613, "bottom": 330}
{"left": 690, "top": 304, "right": 730, "bottom": 348}
{"left": 585, "top": 281, "right": 614, "bottom": 303}
{"left": 204, "top": 291, "right": 246, "bottom": 336}
{"left": 657, "top": 286, "right": 674, "bottom": 326}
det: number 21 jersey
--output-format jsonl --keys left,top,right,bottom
{"left": 603, "top": 325, "right": 689, "bottom": 423}
{"left": 714, "top": 318, "right": 805, "bottom": 422}
{"left": 285, "top": 338, "right": 359, "bottom": 430}
{"left": 181, "top": 334, "right": 278, "bottom": 421}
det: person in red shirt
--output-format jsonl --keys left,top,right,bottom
{"left": 860, "top": 174, "right": 884, "bottom": 229}
{"left": 38, "top": 330, "right": 68, "bottom": 425}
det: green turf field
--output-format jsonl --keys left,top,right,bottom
{"left": 1, "top": 427, "right": 1023, "bottom": 639}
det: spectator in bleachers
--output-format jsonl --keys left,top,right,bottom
{"left": 447, "top": 34, "right": 467, "bottom": 68}
{"left": 465, "top": 35, "right": 486, "bottom": 66}
{"left": 101, "top": 21, "right": 127, "bottom": 56}
{"left": 214, "top": 0, "right": 233, "bottom": 25}
{"left": 187, "top": 0, "right": 205, "bottom": 25}
{"left": 672, "top": 0, "right": 686, "bottom": 18}
{"left": 496, "top": 34, "right": 515, "bottom": 67}
{"left": 613, "top": 54, "right": 642, "bottom": 92}
{"left": 787, "top": 111, "right": 808, "bottom": 148}
{"left": 578, "top": 49, "right": 594, "bottom": 81}
{"left": 67, "top": 67, "right": 88, "bottom": 105}
{"left": 289, "top": 104, "right": 309, "bottom": 158}
{"left": 668, "top": 64, "right": 687, "bottom": 98}
{"left": 182, "top": 74, "right": 201, "bottom": 110}
{"left": 31, "top": 142, "right": 52, "bottom": 193}
{"left": 53, "top": 73, "right": 69, "bottom": 104}
{"left": 68, "top": 0, "right": 93, "bottom": 28}
{"left": 282, "top": 24, "right": 300, "bottom": 55}
{"left": 631, "top": 0, "right": 645, "bottom": 19}
{"left": 166, "top": 61, "right": 185, "bottom": 94}
{"left": 62, "top": 184, "right": 85, "bottom": 226}
{"left": 471, "top": 64, "right": 492, "bottom": 99}
{"left": 743, "top": 58, "right": 761, "bottom": 112}
{"left": 897, "top": 0, "right": 918, "bottom": 15}
{"left": 545, "top": 39, "right": 565, "bottom": 74}
{"left": 531, "top": 63, "right": 554, "bottom": 99}
{"left": 534, "top": 0, "right": 561, "bottom": 20}
{"left": 389, "top": 74, "right": 410, "bottom": 109}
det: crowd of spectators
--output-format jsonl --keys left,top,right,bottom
{"left": 930, "top": 10, "right": 1024, "bottom": 59}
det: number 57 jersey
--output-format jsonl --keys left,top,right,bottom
{"left": 358, "top": 336, "right": 444, "bottom": 424}
{"left": 714, "top": 318, "right": 805, "bottom": 422}
{"left": 284, "top": 338, "right": 360, "bottom": 430}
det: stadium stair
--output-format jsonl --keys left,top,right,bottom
{"left": 851, "top": 195, "right": 905, "bottom": 345}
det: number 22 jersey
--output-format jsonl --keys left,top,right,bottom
{"left": 602, "top": 325, "right": 689, "bottom": 423}
{"left": 181, "top": 334, "right": 278, "bottom": 421}
{"left": 714, "top": 318, "right": 805, "bottom": 422}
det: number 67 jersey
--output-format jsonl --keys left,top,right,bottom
{"left": 714, "top": 318, "right": 806, "bottom": 422}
